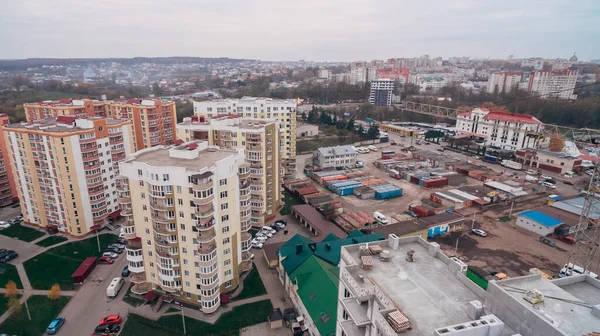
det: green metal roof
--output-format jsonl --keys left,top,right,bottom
{"left": 290, "top": 256, "right": 339, "bottom": 336}
{"left": 347, "top": 230, "right": 365, "bottom": 238}
{"left": 312, "top": 233, "right": 385, "bottom": 265}
{"left": 278, "top": 234, "right": 314, "bottom": 259}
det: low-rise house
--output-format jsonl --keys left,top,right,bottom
{"left": 313, "top": 145, "right": 357, "bottom": 169}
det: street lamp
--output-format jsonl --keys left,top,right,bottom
{"left": 455, "top": 233, "right": 468, "bottom": 255}
{"left": 180, "top": 304, "right": 187, "bottom": 335}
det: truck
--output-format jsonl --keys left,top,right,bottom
{"left": 482, "top": 155, "right": 498, "bottom": 163}
{"left": 501, "top": 160, "right": 523, "bottom": 170}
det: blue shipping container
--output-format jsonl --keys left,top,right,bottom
{"left": 375, "top": 189, "right": 403, "bottom": 199}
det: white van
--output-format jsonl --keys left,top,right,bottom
{"left": 106, "top": 277, "right": 125, "bottom": 298}
{"left": 373, "top": 211, "right": 388, "bottom": 224}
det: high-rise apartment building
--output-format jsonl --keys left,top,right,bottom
{"left": 369, "top": 79, "right": 395, "bottom": 107}
{"left": 119, "top": 141, "right": 252, "bottom": 313}
{"left": 486, "top": 71, "right": 523, "bottom": 94}
{"left": 23, "top": 98, "right": 177, "bottom": 150}
{"left": 0, "top": 115, "right": 18, "bottom": 206}
{"left": 177, "top": 116, "right": 282, "bottom": 224}
{"left": 350, "top": 62, "right": 367, "bottom": 84}
{"left": 192, "top": 97, "right": 296, "bottom": 169}
{"left": 3, "top": 117, "right": 134, "bottom": 235}
{"left": 527, "top": 69, "right": 579, "bottom": 100}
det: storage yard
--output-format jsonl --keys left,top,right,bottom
{"left": 289, "top": 140, "right": 594, "bottom": 279}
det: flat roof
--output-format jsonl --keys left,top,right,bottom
{"left": 342, "top": 239, "right": 482, "bottom": 336}
{"left": 491, "top": 275, "right": 600, "bottom": 335}
{"left": 536, "top": 206, "right": 580, "bottom": 227}
{"left": 551, "top": 195, "right": 600, "bottom": 220}
{"left": 130, "top": 145, "right": 237, "bottom": 170}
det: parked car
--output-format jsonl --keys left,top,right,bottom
{"left": 121, "top": 266, "right": 130, "bottom": 277}
{"left": 257, "top": 230, "right": 273, "bottom": 238}
{"left": 404, "top": 210, "right": 417, "bottom": 218}
{"left": 436, "top": 148, "right": 445, "bottom": 152}
{"left": 94, "top": 323, "right": 121, "bottom": 334}
{"left": 356, "top": 148, "right": 365, "bottom": 154}
{"left": 0, "top": 250, "right": 10, "bottom": 259}
{"left": 390, "top": 140, "right": 397, "bottom": 145}
{"left": 360, "top": 147, "right": 370, "bottom": 153}
{"left": 105, "top": 247, "right": 123, "bottom": 254}
{"left": 0, "top": 251, "right": 18, "bottom": 263}
{"left": 542, "top": 182, "right": 557, "bottom": 189}
{"left": 0, "top": 248, "right": 6, "bottom": 255}
{"left": 98, "top": 256, "right": 115, "bottom": 264}
{"left": 471, "top": 229, "right": 488, "bottom": 237}
{"left": 368, "top": 145, "right": 378, "bottom": 151}
{"left": 99, "top": 314, "right": 122, "bottom": 325}
{"left": 472, "top": 156, "right": 480, "bottom": 160}
{"left": 116, "top": 238, "right": 129, "bottom": 245}
{"left": 109, "top": 243, "right": 126, "bottom": 249}
{"left": 7, "top": 219, "right": 19, "bottom": 225}
{"left": 46, "top": 317, "right": 66, "bottom": 335}
{"left": 355, "top": 161, "right": 364, "bottom": 168}
{"left": 525, "top": 170, "right": 538, "bottom": 176}
{"left": 102, "top": 252, "right": 118, "bottom": 259}
{"left": 252, "top": 242, "right": 264, "bottom": 249}
{"left": 14, "top": 215, "right": 23, "bottom": 221}
{"left": 270, "top": 224, "right": 282, "bottom": 232}
{"left": 564, "top": 180, "right": 574, "bottom": 185}
{"left": 0, "top": 221, "right": 11, "bottom": 229}
{"left": 275, "top": 219, "right": 287, "bottom": 225}
{"left": 540, "top": 174, "right": 552, "bottom": 180}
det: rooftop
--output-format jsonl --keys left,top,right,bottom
{"left": 489, "top": 274, "right": 600, "bottom": 335}
{"left": 341, "top": 237, "right": 483, "bottom": 336}
{"left": 317, "top": 145, "right": 357, "bottom": 157}
{"left": 536, "top": 206, "right": 581, "bottom": 227}
{"left": 291, "top": 204, "right": 347, "bottom": 240}
{"left": 551, "top": 195, "right": 600, "bottom": 220}
{"left": 516, "top": 210, "right": 564, "bottom": 227}
{"left": 128, "top": 141, "right": 240, "bottom": 170}
{"left": 5, "top": 117, "right": 128, "bottom": 132}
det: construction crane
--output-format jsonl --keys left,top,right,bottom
{"left": 563, "top": 163, "right": 600, "bottom": 277}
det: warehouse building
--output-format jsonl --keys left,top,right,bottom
{"left": 291, "top": 204, "right": 347, "bottom": 240}
{"left": 515, "top": 210, "right": 564, "bottom": 236}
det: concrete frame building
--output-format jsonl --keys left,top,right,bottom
{"left": 350, "top": 62, "right": 367, "bottom": 85}
{"left": 0, "top": 114, "right": 18, "bottom": 206}
{"left": 313, "top": 145, "right": 357, "bottom": 170}
{"left": 369, "top": 79, "right": 394, "bottom": 107}
{"left": 527, "top": 70, "right": 579, "bottom": 100}
{"left": 4, "top": 117, "right": 134, "bottom": 235}
{"left": 176, "top": 115, "right": 282, "bottom": 225}
{"left": 192, "top": 97, "right": 296, "bottom": 169}
{"left": 487, "top": 71, "right": 523, "bottom": 94}
{"left": 119, "top": 141, "right": 252, "bottom": 313}
{"left": 456, "top": 108, "right": 546, "bottom": 150}
{"left": 23, "top": 98, "right": 177, "bottom": 151}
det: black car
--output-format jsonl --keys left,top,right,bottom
{"left": 116, "top": 238, "right": 129, "bottom": 245}
{"left": 275, "top": 219, "right": 287, "bottom": 225}
{"left": 94, "top": 323, "right": 121, "bottom": 333}
{"left": 0, "top": 250, "right": 10, "bottom": 259}
{"left": 0, "top": 251, "right": 18, "bottom": 263}
{"left": 0, "top": 248, "right": 6, "bottom": 255}
{"left": 270, "top": 225, "right": 282, "bottom": 232}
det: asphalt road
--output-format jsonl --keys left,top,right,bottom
{"left": 54, "top": 253, "right": 130, "bottom": 336}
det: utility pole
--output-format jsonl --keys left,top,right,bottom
{"left": 181, "top": 304, "right": 187, "bottom": 335}
{"left": 471, "top": 209, "right": 477, "bottom": 230}
{"left": 508, "top": 201, "right": 515, "bottom": 219}
{"left": 24, "top": 299, "right": 31, "bottom": 320}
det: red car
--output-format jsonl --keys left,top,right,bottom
{"left": 99, "top": 314, "right": 122, "bottom": 325}
{"left": 98, "top": 256, "right": 115, "bottom": 264}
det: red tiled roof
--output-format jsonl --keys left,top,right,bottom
{"left": 578, "top": 154, "right": 600, "bottom": 162}
{"left": 56, "top": 116, "right": 76, "bottom": 124}
{"left": 483, "top": 111, "right": 541, "bottom": 124}
{"left": 173, "top": 139, "right": 184, "bottom": 145}
{"left": 187, "top": 143, "right": 199, "bottom": 150}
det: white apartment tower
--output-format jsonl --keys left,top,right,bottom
{"left": 527, "top": 69, "right": 579, "bottom": 100}
{"left": 369, "top": 79, "right": 395, "bottom": 107}
{"left": 486, "top": 72, "right": 523, "bottom": 94}
{"left": 193, "top": 97, "right": 296, "bottom": 170}
{"left": 119, "top": 142, "right": 252, "bottom": 313}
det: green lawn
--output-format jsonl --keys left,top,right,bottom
{"left": 0, "top": 224, "right": 45, "bottom": 242}
{"left": 121, "top": 300, "right": 273, "bottom": 336}
{"left": 0, "top": 264, "right": 23, "bottom": 289}
{"left": 35, "top": 235, "right": 68, "bottom": 247}
{"left": 0, "top": 295, "right": 70, "bottom": 336}
{"left": 280, "top": 190, "right": 302, "bottom": 215}
{"left": 231, "top": 267, "right": 267, "bottom": 301}
{"left": 0, "top": 294, "right": 22, "bottom": 316}
{"left": 24, "top": 234, "right": 117, "bottom": 290}
{"left": 122, "top": 284, "right": 146, "bottom": 307}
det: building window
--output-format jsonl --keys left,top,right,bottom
{"left": 182, "top": 247, "right": 187, "bottom": 254}
{"left": 224, "top": 248, "right": 230, "bottom": 255}
{"left": 163, "top": 174, "right": 169, "bottom": 181}
{"left": 180, "top": 223, "right": 185, "bottom": 230}
{"left": 176, "top": 186, "right": 182, "bottom": 193}
{"left": 222, "top": 226, "right": 229, "bottom": 233}
{"left": 221, "top": 215, "right": 229, "bottom": 222}
{"left": 225, "top": 280, "right": 232, "bottom": 287}
{"left": 220, "top": 191, "right": 227, "bottom": 199}
{"left": 223, "top": 237, "right": 230, "bottom": 244}
{"left": 224, "top": 270, "right": 232, "bottom": 277}
{"left": 221, "top": 203, "right": 228, "bottom": 210}
{"left": 219, "top": 178, "right": 227, "bottom": 186}
{"left": 224, "top": 259, "right": 231, "bottom": 266}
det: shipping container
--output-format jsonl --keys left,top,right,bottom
{"left": 423, "top": 177, "right": 449, "bottom": 188}
{"left": 375, "top": 188, "right": 403, "bottom": 199}
{"left": 72, "top": 257, "right": 98, "bottom": 284}
{"left": 411, "top": 205, "right": 432, "bottom": 217}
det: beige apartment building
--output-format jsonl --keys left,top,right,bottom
{"left": 119, "top": 141, "right": 252, "bottom": 313}
{"left": 23, "top": 98, "right": 177, "bottom": 151}
{"left": 192, "top": 97, "right": 296, "bottom": 171}
{"left": 3, "top": 116, "right": 134, "bottom": 236}
{"left": 177, "top": 115, "right": 282, "bottom": 224}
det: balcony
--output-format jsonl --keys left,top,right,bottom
{"left": 240, "top": 192, "right": 251, "bottom": 202}
{"left": 251, "top": 216, "right": 265, "bottom": 226}
{"left": 240, "top": 212, "right": 251, "bottom": 222}
{"left": 195, "top": 216, "right": 215, "bottom": 231}
{"left": 130, "top": 273, "right": 147, "bottom": 284}
{"left": 153, "top": 223, "right": 173, "bottom": 234}
{"left": 192, "top": 176, "right": 213, "bottom": 192}
{"left": 155, "top": 245, "right": 175, "bottom": 258}
{"left": 79, "top": 136, "right": 96, "bottom": 144}
{"left": 250, "top": 168, "right": 263, "bottom": 178}
{"left": 80, "top": 144, "right": 98, "bottom": 153}
{"left": 242, "top": 251, "right": 253, "bottom": 262}
{"left": 197, "top": 227, "right": 216, "bottom": 243}
{"left": 150, "top": 199, "right": 173, "bottom": 211}
{"left": 241, "top": 220, "right": 252, "bottom": 232}
{"left": 240, "top": 202, "right": 251, "bottom": 211}
{"left": 82, "top": 153, "right": 99, "bottom": 162}
{"left": 340, "top": 320, "right": 366, "bottom": 336}
{"left": 151, "top": 212, "right": 174, "bottom": 223}
{"left": 193, "top": 193, "right": 214, "bottom": 206}
{"left": 158, "top": 280, "right": 179, "bottom": 293}
{"left": 118, "top": 194, "right": 131, "bottom": 205}
{"left": 340, "top": 267, "right": 375, "bottom": 302}
{"left": 109, "top": 136, "right": 124, "bottom": 145}
{"left": 198, "top": 241, "right": 216, "bottom": 253}
{"left": 112, "top": 152, "right": 127, "bottom": 161}
{"left": 131, "top": 283, "right": 150, "bottom": 295}
{"left": 120, "top": 206, "right": 133, "bottom": 216}
{"left": 251, "top": 203, "right": 264, "bottom": 212}
{"left": 195, "top": 204, "right": 214, "bottom": 219}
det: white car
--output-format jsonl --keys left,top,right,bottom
{"left": 540, "top": 174, "right": 552, "bottom": 180}
{"left": 542, "top": 182, "right": 556, "bottom": 189}
{"left": 252, "top": 242, "right": 264, "bottom": 249}
{"left": 254, "top": 236, "right": 267, "bottom": 243}
{"left": 356, "top": 148, "right": 365, "bottom": 154}
{"left": 103, "top": 252, "right": 118, "bottom": 259}
{"left": 0, "top": 222, "right": 10, "bottom": 229}
{"left": 525, "top": 170, "right": 538, "bottom": 176}
{"left": 262, "top": 226, "right": 276, "bottom": 234}
{"left": 368, "top": 145, "right": 377, "bottom": 151}
{"left": 257, "top": 231, "right": 273, "bottom": 239}
{"left": 355, "top": 161, "right": 364, "bottom": 168}
{"left": 471, "top": 229, "right": 488, "bottom": 237}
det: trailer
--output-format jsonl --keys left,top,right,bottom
{"left": 501, "top": 160, "right": 523, "bottom": 170}
{"left": 482, "top": 155, "right": 498, "bottom": 164}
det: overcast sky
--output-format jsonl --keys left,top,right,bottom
{"left": 1, "top": 0, "right": 599, "bottom": 61}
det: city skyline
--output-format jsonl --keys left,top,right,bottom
{"left": 1, "top": 0, "right": 599, "bottom": 61}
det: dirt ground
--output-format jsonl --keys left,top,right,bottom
{"left": 431, "top": 198, "right": 582, "bottom": 278}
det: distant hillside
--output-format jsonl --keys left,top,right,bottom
{"left": 0, "top": 57, "right": 251, "bottom": 71}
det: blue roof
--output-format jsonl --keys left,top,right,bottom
{"left": 518, "top": 210, "right": 563, "bottom": 227}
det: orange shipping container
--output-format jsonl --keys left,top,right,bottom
{"left": 468, "top": 170, "right": 485, "bottom": 178}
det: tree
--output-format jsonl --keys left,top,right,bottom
{"left": 5, "top": 281, "right": 18, "bottom": 298}
{"left": 346, "top": 118, "right": 355, "bottom": 131}
{"left": 301, "top": 111, "right": 307, "bottom": 122}
{"left": 7, "top": 296, "right": 21, "bottom": 315}
{"left": 48, "top": 283, "right": 61, "bottom": 301}
{"left": 152, "top": 83, "right": 164, "bottom": 97}
{"left": 338, "top": 129, "right": 347, "bottom": 144}
{"left": 367, "top": 124, "right": 380, "bottom": 140}
{"left": 357, "top": 124, "right": 366, "bottom": 139}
